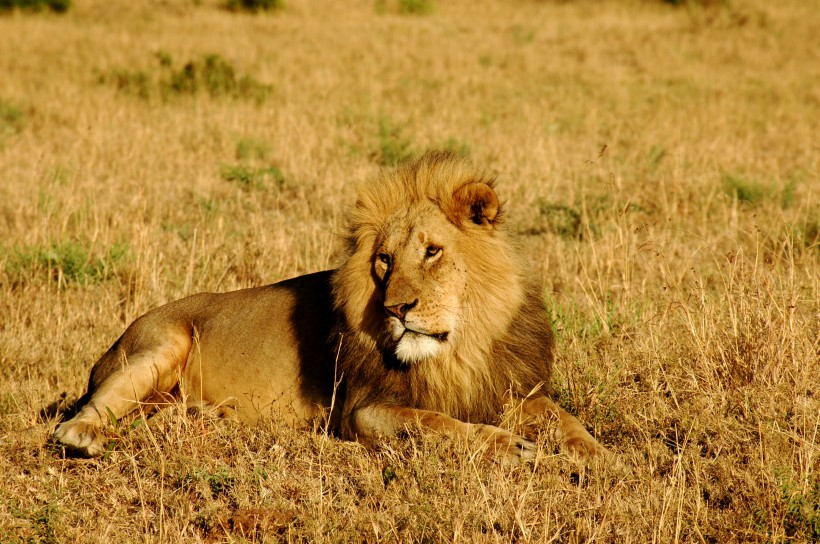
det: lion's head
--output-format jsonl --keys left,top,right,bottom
{"left": 332, "top": 152, "right": 527, "bottom": 368}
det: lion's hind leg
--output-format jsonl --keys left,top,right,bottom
{"left": 518, "top": 395, "right": 607, "bottom": 460}
{"left": 52, "top": 323, "right": 192, "bottom": 457}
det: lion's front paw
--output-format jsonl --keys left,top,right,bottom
{"left": 562, "top": 433, "right": 608, "bottom": 461}
{"left": 51, "top": 418, "right": 106, "bottom": 457}
{"left": 475, "top": 424, "right": 536, "bottom": 465}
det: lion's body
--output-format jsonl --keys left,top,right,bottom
{"left": 53, "top": 152, "right": 605, "bottom": 461}
{"left": 114, "top": 272, "right": 338, "bottom": 426}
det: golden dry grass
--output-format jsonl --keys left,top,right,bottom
{"left": 1, "top": 0, "right": 818, "bottom": 541}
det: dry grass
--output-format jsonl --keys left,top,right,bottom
{"left": 1, "top": 0, "right": 818, "bottom": 541}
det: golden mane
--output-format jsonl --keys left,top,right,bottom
{"left": 331, "top": 152, "right": 552, "bottom": 427}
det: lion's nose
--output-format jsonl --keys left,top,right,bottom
{"left": 384, "top": 299, "right": 418, "bottom": 321}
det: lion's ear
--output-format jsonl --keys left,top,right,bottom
{"left": 451, "top": 182, "right": 500, "bottom": 229}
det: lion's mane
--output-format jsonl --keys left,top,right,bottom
{"left": 330, "top": 152, "right": 555, "bottom": 435}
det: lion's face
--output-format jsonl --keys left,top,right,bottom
{"left": 373, "top": 205, "right": 468, "bottom": 363}
{"left": 333, "top": 152, "right": 526, "bottom": 368}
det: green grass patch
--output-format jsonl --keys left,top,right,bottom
{"left": 221, "top": 164, "right": 285, "bottom": 191}
{"left": 647, "top": 144, "right": 666, "bottom": 170}
{"left": 397, "top": 0, "right": 433, "bottom": 14}
{"left": 774, "top": 466, "right": 820, "bottom": 541}
{"left": 548, "top": 298, "right": 618, "bottom": 341}
{"left": 789, "top": 213, "right": 820, "bottom": 252}
{"left": 197, "top": 195, "right": 222, "bottom": 219}
{"left": 439, "top": 137, "right": 471, "bottom": 157}
{"left": 509, "top": 24, "right": 536, "bottom": 46}
{"left": 375, "top": 0, "right": 434, "bottom": 15}
{"left": 518, "top": 198, "right": 605, "bottom": 241}
{"left": 176, "top": 466, "right": 236, "bottom": 498}
{"left": 520, "top": 191, "right": 655, "bottom": 240}
{"left": 235, "top": 137, "right": 272, "bottom": 161}
{"left": 0, "top": 98, "right": 25, "bottom": 138}
{"left": 166, "top": 54, "right": 269, "bottom": 100}
{"left": 0, "top": 392, "right": 17, "bottom": 416}
{"left": 99, "top": 53, "right": 272, "bottom": 103}
{"left": 721, "top": 171, "right": 795, "bottom": 208}
{"left": 1, "top": 240, "right": 129, "bottom": 287}
{"left": 661, "top": 0, "right": 726, "bottom": 5}
{"left": 8, "top": 500, "right": 61, "bottom": 543}
{"left": 537, "top": 202, "right": 584, "bottom": 240}
{"left": 373, "top": 116, "right": 416, "bottom": 166}
{"left": 100, "top": 69, "right": 152, "bottom": 100}
{"left": 224, "top": 0, "right": 283, "bottom": 12}
{"left": 0, "top": 0, "right": 69, "bottom": 13}
{"left": 721, "top": 172, "right": 769, "bottom": 205}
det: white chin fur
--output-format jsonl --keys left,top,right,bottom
{"left": 394, "top": 334, "right": 442, "bottom": 363}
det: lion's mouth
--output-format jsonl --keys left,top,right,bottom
{"left": 391, "top": 327, "right": 449, "bottom": 363}
{"left": 403, "top": 328, "right": 449, "bottom": 342}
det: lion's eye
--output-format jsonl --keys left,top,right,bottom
{"left": 377, "top": 253, "right": 391, "bottom": 266}
{"left": 425, "top": 246, "right": 441, "bottom": 259}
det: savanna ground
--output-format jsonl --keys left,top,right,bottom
{"left": 1, "top": 0, "right": 818, "bottom": 541}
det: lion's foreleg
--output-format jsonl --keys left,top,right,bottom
{"left": 517, "top": 395, "right": 606, "bottom": 459}
{"left": 349, "top": 405, "right": 536, "bottom": 464}
{"left": 53, "top": 342, "right": 187, "bottom": 457}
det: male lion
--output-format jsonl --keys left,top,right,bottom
{"left": 52, "top": 152, "right": 605, "bottom": 463}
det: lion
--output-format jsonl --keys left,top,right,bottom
{"left": 51, "top": 151, "right": 606, "bottom": 463}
